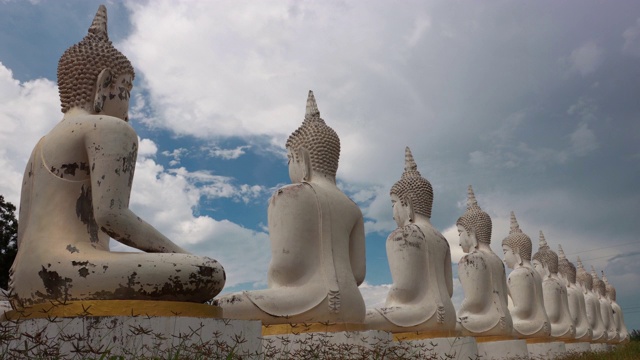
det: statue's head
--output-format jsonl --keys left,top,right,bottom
{"left": 532, "top": 231, "right": 559, "bottom": 276}
{"left": 390, "top": 147, "right": 434, "bottom": 219}
{"left": 557, "top": 244, "right": 577, "bottom": 285}
{"left": 602, "top": 272, "right": 616, "bottom": 301}
{"left": 456, "top": 185, "right": 491, "bottom": 252}
{"left": 286, "top": 91, "right": 340, "bottom": 181}
{"left": 501, "top": 211, "right": 532, "bottom": 268}
{"left": 591, "top": 266, "right": 606, "bottom": 297}
{"left": 576, "top": 257, "right": 593, "bottom": 291}
{"left": 58, "top": 5, "right": 135, "bottom": 120}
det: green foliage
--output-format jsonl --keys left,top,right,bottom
{"left": 630, "top": 329, "right": 640, "bottom": 342}
{"left": 0, "top": 195, "right": 18, "bottom": 290}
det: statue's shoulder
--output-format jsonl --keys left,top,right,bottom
{"left": 270, "top": 182, "right": 316, "bottom": 205}
{"left": 509, "top": 267, "right": 535, "bottom": 282}
{"left": 459, "top": 251, "right": 487, "bottom": 269}
{"left": 388, "top": 223, "right": 424, "bottom": 242}
{"left": 62, "top": 113, "right": 136, "bottom": 135}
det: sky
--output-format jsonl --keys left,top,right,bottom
{"left": 0, "top": 0, "right": 639, "bottom": 331}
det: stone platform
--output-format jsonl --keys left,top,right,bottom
{"left": 392, "top": 330, "right": 478, "bottom": 359}
{"left": 475, "top": 335, "right": 530, "bottom": 360}
{"left": 563, "top": 340, "right": 591, "bottom": 354}
{"left": 260, "top": 322, "right": 391, "bottom": 358}
{"left": 525, "top": 338, "right": 566, "bottom": 359}
{"left": 1, "top": 300, "right": 261, "bottom": 359}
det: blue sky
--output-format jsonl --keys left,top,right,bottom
{"left": 1, "top": 0, "right": 639, "bottom": 331}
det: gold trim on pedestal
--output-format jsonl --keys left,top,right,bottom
{"left": 475, "top": 335, "right": 518, "bottom": 343}
{"left": 393, "top": 330, "right": 460, "bottom": 342}
{"left": 261, "top": 322, "right": 368, "bottom": 336}
{"left": 5, "top": 300, "right": 222, "bottom": 320}
{"left": 525, "top": 337, "right": 553, "bottom": 344}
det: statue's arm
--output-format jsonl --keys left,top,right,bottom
{"left": 458, "top": 253, "right": 490, "bottom": 311}
{"left": 350, "top": 214, "right": 366, "bottom": 286}
{"left": 508, "top": 269, "right": 535, "bottom": 319}
{"left": 543, "top": 281, "right": 560, "bottom": 323}
{"left": 444, "top": 245, "right": 454, "bottom": 297}
{"left": 85, "top": 118, "right": 187, "bottom": 253}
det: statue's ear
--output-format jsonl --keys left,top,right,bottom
{"left": 94, "top": 68, "right": 113, "bottom": 113}
{"left": 299, "top": 146, "right": 312, "bottom": 181}
{"left": 403, "top": 194, "right": 415, "bottom": 223}
{"left": 515, "top": 251, "right": 523, "bottom": 266}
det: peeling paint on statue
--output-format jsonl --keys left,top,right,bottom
{"left": 8, "top": 5, "right": 225, "bottom": 309}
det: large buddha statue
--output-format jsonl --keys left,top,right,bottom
{"left": 576, "top": 258, "right": 606, "bottom": 342}
{"left": 602, "top": 272, "right": 629, "bottom": 343}
{"left": 365, "top": 148, "right": 455, "bottom": 332}
{"left": 557, "top": 245, "right": 592, "bottom": 341}
{"left": 214, "top": 91, "right": 366, "bottom": 325}
{"left": 454, "top": 186, "right": 513, "bottom": 336}
{"left": 501, "top": 212, "right": 550, "bottom": 339}
{"left": 8, "top": 6, "right": 225, "bottom": 309}
{"left": 531, "top": 232, "right": 575, "bottom": 340}
{"left": 591, "top": 267, "right": 618, "bottom": 343}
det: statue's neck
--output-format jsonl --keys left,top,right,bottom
{"left": 307, "top": 172, "right": 336, "bottom": 186}
{"left": 413, "top": 214, "right": 431, "bottom": 225}
{"left": 476, "top": 242, "right": 492, "bottom": 253}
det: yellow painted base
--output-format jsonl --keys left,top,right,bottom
{"left": 475, "top": 335, "right": 518, "bottom": 343}
{"left": 262, "top": 322, "right": 367, "bottom": 336}
{"left": 393, "top": 330, "right": 460, "bottom": 342}
{"left": 525, "top": 337, "right": 553, "bottom": 344}
{"left": 5, "top": 300, "right": 222, "bottom": 320}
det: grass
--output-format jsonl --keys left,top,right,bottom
{"left": 557, "top": 341, "right": 640, "bottom": 360}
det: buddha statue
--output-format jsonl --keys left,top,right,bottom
{"left": 501, "top": 212, "right": 550, "bottom": 339}
{"left": 8, "top": 6, "right": 225, "bottom": 309}
{"left": 557, "top": 245, "right": 592, "bottom": 341}
{"left": 576, "top": 258, "right": 606, "bottom": 342}
{"left": 453, "top": 186, "right": 513, "bottom": 337}
{"left": 365, "top": 147, "right": 455, "bottom": 332}
{"left": 214, "top": 91, "right": 366, "bottom": 325}
{"left": 531, "top": 232, "right": 575, "bottom": 340}
{"left": 602, "top": 272, "right": 629, "bottom": 343}
{"left": 591, "top": 267, "right": 618, "bottom": 343}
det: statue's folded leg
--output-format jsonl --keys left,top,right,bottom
{"left": 13, "top": 250, "right": 225, "bottom": 305}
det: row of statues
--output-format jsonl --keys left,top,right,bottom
{"left": 3, "top": 5, "right": 630, "bottom": 346}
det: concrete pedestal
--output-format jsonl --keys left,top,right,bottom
{"left": 590, "top": 342, "right": 610, "bottom": 352}
{"left": 476, "top": 336, "right": 530, "bottom": 360}
{"left": 0, "top": 315, "right": 262, "bottom": 358}
{"left": 526, "top": 339, "right": 565, "bottom": 359}
{"left": 564, "top": 341, "right": 591, "bottom": 354}
{"left": 393, "top": 331, "right": 478, "bottom": 359}
{"left": 1, "top": 300, "right": 261, "bottom": 358}
{"left": 260, "top": 323, "right": 391, "bottom": 358}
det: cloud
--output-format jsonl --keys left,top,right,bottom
{"left": 203, "top": 145, "right": 250, "bottom": 160}
{"left": 128, "top": 140, "right": 272, "bottom": 287}
{"left": 0, "top": 62, "right": 59, "bottom": 205}
{"left": 161, "top": 147, "right": 187, "bottom": 166}
{"left": 623, "top": 18, "right": 640, "bottom": 57}
{"left": 568, "top": 41, "right": 604, "bottom": 76}
{"left": 569, "top": 122, "right": 598, "bottom": 156}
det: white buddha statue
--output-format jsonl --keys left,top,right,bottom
{"left": 602, "top": 272, "right": 629, "bottom": 343}
{"left": 576, "top": 257, "right": 606, "bottom": 342}
{"left": 557, "top": 245, "right": 592, "bottom": 341}
{"left": 214, "top": 91, "right": 367, "bottom": 325}
{"left": 365, "top": 148, "right": 455, "bottom": 332}
{"left": 9, "top": 6, "right": 225, "bottom": 309}
{"left": 501, "top": 212, "right": 550, "bottom": 339}
{"left": 531, "top": 232, "right": 575, "bottom": 340}
{"left": 591, "top": 267, "right": 618, "bottom": 343}
{"left": 455, "top": 186, "right": 513, "bottom": 336}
